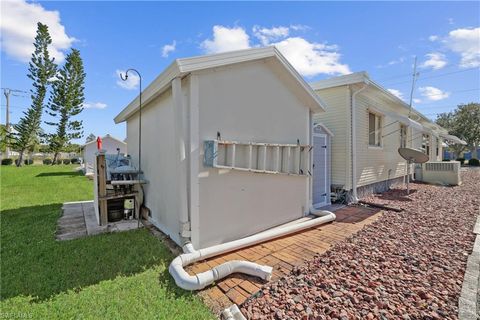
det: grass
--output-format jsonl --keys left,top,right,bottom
{"left": 0, "top": 165, "right": 213, "bottom": 319}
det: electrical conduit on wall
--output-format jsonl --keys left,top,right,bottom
{"left": 169, "top": 210, "right": 335, "bottom": 290}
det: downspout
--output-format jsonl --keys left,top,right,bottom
{"left": 172, "top": 77, "right": 191, "bottom": 243}
{"left": 169, "top": 210, "right": 335, "bottom": 290}
{"left": 350, "top": 83, "right": 368, "bottom": 203}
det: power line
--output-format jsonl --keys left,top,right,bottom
{"left": 376, "top": 62, "right": 476, "bottom": 82}
{"left": 420, "top": 88, "right": 479, "bottom": 97}
{"left": 384, "top": 67, "right": 479, "bottom": 86}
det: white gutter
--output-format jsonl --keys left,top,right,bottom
{"left": 169, "top": 210, "right": 336, "bottom": 290}
{"left": 350, "top": 83, "right": 368, "bottom": 203}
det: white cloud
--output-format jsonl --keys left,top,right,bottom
{"left": 388, "top": 57, "right": 405, "bottom": 65}
{"left": 161, "top": 41, "right": 176, "bottom": 58}
{"left": 200, "top": 25, "right": 250, "bottom": 54}
{"left": 116, "top": 70, "right": 140, "bottom": 90}
{"left": 387, "top": 89, "right": 404, "bottom": 100}
{"left": 443, "top": 27, "right": 480, "bottom": 68}
{"left": 376, "top": 57, "right": 405, "bottom": 68}
{"left": 272, "top": 37, "right": 351, "bottom": 76}
{"left": 421, "top": 52, "right": 447, "bottom": 70}
{"left": 83, "top": 102, "right": 107, "bottom": 109}
{"left": 413, "top": 98, "right": 422, "bottom": 104}
{"left": 253, "top": 25, "right": 289, "bottom": 46}
{"left": 0, "top": 0, "right": 75, "bottom": 63}
{"left": 419, "top": 86, "right": 450, "bottom": 101}
{"left": 290, "top": 24, "right": 310, "bottom": 32}
{"left": 200, "top": 25, "right": 350, "bottom": 77}
{"left": 429, "top": 35, "right": 439, "bottom": 42}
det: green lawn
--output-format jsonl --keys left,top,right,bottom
{"left": 0, "top": 165, "right": 213, "bottom": 319}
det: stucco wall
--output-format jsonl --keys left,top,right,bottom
{"left": 195, "top": 61, "right": 311, "bottom": 248}
{"left": 126, "top": 91, "right": 182, "bottom": 245}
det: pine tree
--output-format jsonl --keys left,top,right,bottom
{"left": 46, "top": 49, "right": 86, "bottom": 164}
{"left": 11, "top": 23, "right": 56, "bottom": 166}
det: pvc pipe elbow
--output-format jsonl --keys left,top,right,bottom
{"left": 169, "top": 256, "right": 273, "bottom": 291}
{"left": 182, "top": 243, "right": 196, "bottom": 253}
{"left": 168, "top": 212, "right": 335, "bottom": 291}
{"left": 310, "top": 208, "right": 336, "bottom": 220}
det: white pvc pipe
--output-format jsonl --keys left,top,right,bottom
{"left": 350, "top": 83, "right": 368, "bottom": 203}
{"left": 168, "top": 210, "right": 335, "bottom": 290}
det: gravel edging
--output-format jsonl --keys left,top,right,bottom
{"left": 242, "top": 169, "right": 480, "bottom": 319}
{"left": 458, "top": 214, "right": 480, "bottom": 320}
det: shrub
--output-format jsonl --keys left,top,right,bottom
{"left": 1, "top": 158, "right": 13, "bottom": 165}
{"left": 442, "top": 159, "right": 450, "bottom": 162}
{"left": 56, "top": 159, "right": 62, "bottom": 165}
{"left": 15, "top": 159, "right": 21, "bottom": 166}
{"left": 71, "top": 158, "right": 80, "bottom": 164}
{"left": 62, "top": 159, "right": 71, "bottom": 165}
{"left": 43, "top": 158, "right": 52, "bottom": 165}
{"left": 468, "top": 158, "right": 480, "bottom": 166}
{"left": 24, "top": 159, "right": 33, "bottom": 165}
{"left": 456, "top": 158, "right": 465, "bottom": 164}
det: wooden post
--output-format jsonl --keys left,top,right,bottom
{"left": 97, "top": 152, "right": 108, "bottom": 225}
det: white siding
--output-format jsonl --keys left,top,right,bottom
{"left": 126, "top": 91, "right": 182, "bottom": 245}
{"left": 196, "top": 61, "right": 310, "bottom": 248}
{"left": 354, "top": 90, "right": 409, "bottom": 187}
{"left": 313, "top": 86, "right": 351, "bottom": 189}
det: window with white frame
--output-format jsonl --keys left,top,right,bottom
{"left": 368, "top": 112, "right": 382, "bottom": 147}
{"left": 400, "top": 124, "right": 407, "bottom": 148}
{"left": 422, "top": 134, "right": 430, "bottom": 155}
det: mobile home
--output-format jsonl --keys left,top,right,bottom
{"left": 310, "top": 72, "right": 460, "bottom": 201}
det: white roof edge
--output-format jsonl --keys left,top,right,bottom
{"left": 439, "top": 133, "right": 467, "bottom": 145}
{"left": 310, "top": 71, "right": 370, "bottom": 90}
{"left": 114, "top": 61, "right": 180, "bottom": 123}
{"left": 313, "top": 122, "right": 334, "bottom": 136}
{"left": 81, "top": 134, "right": 126, "bottom": 147}
{"left": 310, "top": 71, "right": 445, "bottom": 132}
{"left": 114, "top": 46, "right": 326, "bottom": 123}
{"left": 270, "top": 46, "right": 327, "bottom": 113}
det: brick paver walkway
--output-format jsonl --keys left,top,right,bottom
{"left": 187, "top": 205, "right": 382, "bottom": 314}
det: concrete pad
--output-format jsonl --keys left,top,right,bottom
{"left": 57, "top": 200, "right": 141, "bottom": 240}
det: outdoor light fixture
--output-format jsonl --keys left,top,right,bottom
{"left": 120, "top": 69, "right": 142, "bottom": 174}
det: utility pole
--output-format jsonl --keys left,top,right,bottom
{"left": 408, "top": 56, "right": 419, "bottom": 118}
{"left": 2, "top": 88, "right": 27, "bottom": 158}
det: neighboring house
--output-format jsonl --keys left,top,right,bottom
{"left": 310, "top": 72, "right": 460, "bottom": 202}
{"left": 114, "top": 47, "right": 332, "bottom": 249}
{"left": 81, "top": 134, "right": 127, "bottom": 174}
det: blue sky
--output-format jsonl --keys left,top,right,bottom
{"left": 1, "top": 1, "right": 479, "bottom": 144}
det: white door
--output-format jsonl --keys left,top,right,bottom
{"left": 313, "top": 134, "right": 328, "bottom": 208}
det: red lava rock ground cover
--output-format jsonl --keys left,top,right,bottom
{"left": 241, "top": 169, "right": 480, "bottom": 319}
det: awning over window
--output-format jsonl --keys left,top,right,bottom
{"left": 440, "top": 133, "right": 467, "bottom": 145}
{"left": 367, "top": 106, "right": 425, "bottom": 131}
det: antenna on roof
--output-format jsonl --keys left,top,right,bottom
{"left": 408, "top": 56, "right": 419, "bottom": 118}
